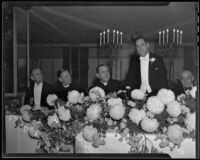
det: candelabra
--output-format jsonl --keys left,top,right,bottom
{"left": 97, "top": 29, "right": 123, "bottom": 78}
{"left": 98, "top": 29, "right": 123, "bottom": 58}
{"left": 157, "top": 28, "right": 183, "bottom": 80}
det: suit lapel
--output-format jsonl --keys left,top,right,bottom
{"left": 148, "top": 53, "right": 154, "bottom": 85}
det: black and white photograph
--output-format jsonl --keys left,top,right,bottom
{"left": 2, "top": 1, "right": 199, "bottom": 159}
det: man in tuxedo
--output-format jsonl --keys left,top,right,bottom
{"left": 125, "top": 36, "right": 168, "bottom": 96}
{"left": 24, "top": 68, "right": 54, "bottom": 108}
{"left": 53, "top": 69, "right": 86, "bottom": 101}
{"left": 90, "top": 64, "right": 124, "bottom": 95}
{"left": 170, "top": 70, "right": 197, "bottom": 98}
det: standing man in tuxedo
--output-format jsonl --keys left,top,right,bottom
{"left": 125, "top": 36, "right": 168, "bottom": 96}
{"left": 24, "top": 68, "right": 54, "bottom": 108}
{"left": 170, "top": 70, "right": 197, "bottom": 98}
{"left": 90, "top": 64, "right": 124, "bottom": 95}
{"left": 53, "top": 69, "right": 86, "bottom": 101}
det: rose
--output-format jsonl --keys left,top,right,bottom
{"left": 109, "top": 104, "right": 125, "bottom": 120}
{"left": 166, "top": 101, "right": 181, "bottom": 117}
{"left": 146, "top": 96, "right": 164, "bottom": 114}
{"left": 131, "top": 89, "right": 146, "bottom": 100}
{"left": 89, "top": 87, "right": 105, "bottom": 101}
{"left": 67, "top": 90, "right": 84, "bottom": 104}
{"left": 127, "top": 100, "right": 136, "bottom": 108}
{"left": 22, "top": 111, "right": 31, "bottom": 122}
{"left": 128, "top": 108, "right": 146, "bottom": 125}
{"left": 82, "top": 125, "right": 98, "bottom": 142}
{"left": 167, "top": 124, "right": 184, "bottom": 145}
{"left": 86, "top": 104, "right": 102, "bottom": 122}
{"left": 157, "top": 89, "right": 175, "bottom": 105}
{"left": 46, "top": 94, "right": 58, "bottom": 106}
{"left": 28, "top": 120, "right": 42, "bottom": 138}
{"left": 47, "top": 113, "right": 60, "bottom": 128}
{"left": 57, "top": 106, "right": 71, "bottom": 121}
{"left": 20, "top": 105, "right": 31, "bottom": 114}
{"left": 141, "top": 117, "right": 159, "bottom": 133}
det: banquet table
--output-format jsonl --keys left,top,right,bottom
{"left": 5, "top": 115, "right": 196, "bottom": 158}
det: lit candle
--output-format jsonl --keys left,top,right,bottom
{"left": 120, "top": 32, "right": 123, "bottom": 45}
{"left": 100, "top": 32, "right": 102, "bottom": 46}
{"left": 173, "top": 29, "right": 175, "bottom": 43}
{"left": 103, "top": 31, "right": 106, "bottom": 45}
{"left": 107, "top": 29, "right": 110, "bottom": 43}
{"left": 177, "top": 29, "right": 179, "bottom": 45}
{"left": 180, "top": 30, "right": 183, "bottom": 45}
{"left": 116, "top": 31, "right": 119, "bottom": 44}
{"left": 166, "top": 29, "right": 169, "bottom": 44}
{"left": 113, "top": 30, "right": 115, "bottom": 43}
{"left": 162, "top": 30, "right": 165, "bottom": 45}
{"left": 159, "top": 31, "right": 161, "bottom": 45}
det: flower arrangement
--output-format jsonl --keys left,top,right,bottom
{"left": 7, "top": 87, "right": 196, "bottom": 153}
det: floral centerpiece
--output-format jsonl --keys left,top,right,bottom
{"left": 7, "top": 86, "right": 196, "bottom": 154}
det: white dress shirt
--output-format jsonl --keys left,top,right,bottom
{"left": 101, "top": 82, "right": 108, "bottom": 86}
{"left": 34, "top": 82, "right": 43, "bottom": 107}
{"left": 140, "top": 53, "right": 152, "bottom": 93}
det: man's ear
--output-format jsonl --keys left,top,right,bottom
{"left": 146, "top": 42, "right": 149, "bottom": 48}
{"left": 96, "top": 73, "right": 99, "bottom": 79}
{"left": 30, "top": 76, "right": 34, "bottom": 81}
{"left": 58, "top": 77, "right": 62, "bottom": 82}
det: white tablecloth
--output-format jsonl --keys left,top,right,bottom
{"left": 5, "top": 115, "right": 38, "bottom": 153}
{"left": 75, "top": 131, "right": 196, "bottom": 158}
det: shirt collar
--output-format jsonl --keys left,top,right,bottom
{"left": 34, "top": 82, "right": 43, "bottom": 87}
{"left": 140, "top": 52, "right": 150, "bottom": 61}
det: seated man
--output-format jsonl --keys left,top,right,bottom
{"left": 170, "top": 70, "right": 197, "bottom": 98}
{"left": 53, "top": 69, "right": 86, "bottom": 102}
{"left": 89, "top": 64, "right": 124, "bottom": 95}
{"left": 24, "top": 68, "right": 54, "bottom": 108}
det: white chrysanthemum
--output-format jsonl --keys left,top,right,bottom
{"left": 47, "top": 113, "right": 60, "bottom": 127}
{"left": 20, "top": 105, "right": 31, "bottom": 114}
{"left": 128, "top": 108, "right": 146, "bottom": 125}
{"left": 184, "top": 113, "right": 196, "bottom": 131}
{"left": 157, "top": 89, "right": 175, "bottom": 105}
{"left": 127, "top": 100, "right": 136, "bottom": 108}
{"left": 141, "top": 117, "right": 159, "bottom": 133}
{"left": 67, "top": 90, "right": 84, "bottom": 104}
{"left": 167, "top": 124, "right": 184, "bottom": 144}
{"left": 82, "top": 125, "right": 98, "bottom": 142}
{"left": 46, "top": 94, "right": 58, "bottom": 106}
{"left": 166, "top": 101, "right": 181, "bottom": 117}
{"left": 89, "top": 87, "right": 105, "bottom": 101}
{"left": 146, "top": 96, "right": 164, "bottom": 114}
{"left": 57, "top": 106, "right": 71, "bottom": 121}
{"left": 131, "top": 89, "right": 146, "bottom": 100}
{"left": 109, "top": 104, "right": 125, "bottom": 120}
{"left": 107, "top": 98, "right": 123, "bottom": 107}
{"left": 86, "top": 104, "right": 102, "bottom": 122}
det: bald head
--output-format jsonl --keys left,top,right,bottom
{"left": 180, "top": 70, "right": 194, "bottom": 88}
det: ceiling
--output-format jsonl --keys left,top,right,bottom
{"left": 15, "top": 2, "right": 197, "bottom": 45}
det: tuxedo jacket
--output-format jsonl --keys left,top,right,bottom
{"left": 24, "top": 81, "right": 54, "bottom": 108}
{"left": 90, "top": 79, "right": 124, "bottom": 95}
{"left": 125, "top": 53, "right": 168, "bottom": 95}
{"left": 53, "top": 80, "right": 86, "bottom": 102}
